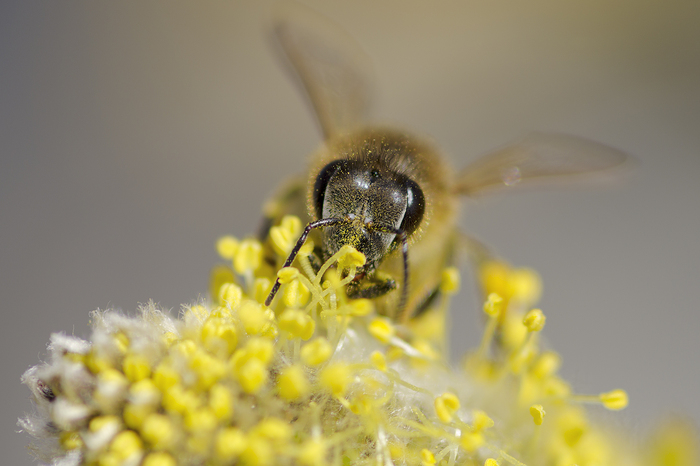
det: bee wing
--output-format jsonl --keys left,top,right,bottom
{"left": 273, "top": 6, "right": 374, "bottom": 139}
{"left": 455, "top": 133, "right": 629, "bottom": 195}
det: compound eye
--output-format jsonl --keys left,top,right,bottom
{"left": 400, "top": 178, "right": 425, "bottom": 235}
{"left": 313, "top": 160, "right": 346, "bottom": 218}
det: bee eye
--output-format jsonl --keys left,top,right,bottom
{"left": 313, "top": 160, "right": 346, "bottom": 218}
{"left": 370, "top": 169, "right": 380, "bottom": 179}
{"left": 401, "top": 178, "right": 425, "bottom": 235}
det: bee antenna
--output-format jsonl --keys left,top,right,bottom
{"left": 265, "top": 217, "right": 344, "bottom": 307}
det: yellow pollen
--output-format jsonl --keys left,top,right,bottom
{"left": 122, "top": 354, "right": 151, "bottom": 382}
{"left": 370, "top": 351, "right": 387, "bottom": 372}
{"left": 300, "top": 337, "right": 333, "bottom": 366}
{"left": 234, "top": 239, "right": 263, "bottom": 274}
{"left": 337, "top": 245, "right": 366, "bottom": 270}
{"left": 600, "top": 389, "right": 629, "bottom": 410}
{"left": 142, "top": 452, "right": 176, "bottom": 466}
{"left": 530, "top": 404, "right": 546, "bottom": 425}
{"left": 277, "top": 364, "right": 310, "bottom": 401}
{"left": 420, "top": 449, "right": 436, "bottom": 466}
{"left": 523, "top": 308, "right": 546, "bottom": 332}
{"left": 319, "top": 363, "right": 352, "bottom": 397}
{"left": 368, "top": 317, "right": 395, "bottom": 344}
{"left": 278, "top": 308, "right": 315, "bottom": 340}
{"left": 140, "top": 414, "right": 175, "bottom": 450}
{"left": 483, "top": 293, "right": 503, "bottom": 317}
{"left": 218, "top": 282, "right": 243, "bottom": 308}
{"left": 435, "top": 392, "right": 460, "bottom": 423}
{"left": 269, "top": 215, "right": 303, "bottom": 256}
{"left": 215, "top": 428, "right": 246, "bottom": 460}
{"left": 216, "top": 235, "right": 239, "bottom": 260}
{"left": 440, "top": 267, "right": 461, "bottom": 295}
{"left": 277, "top": 266, "right": 299, "bottom": 284}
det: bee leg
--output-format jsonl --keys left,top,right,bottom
{"left": 411, "top": 287, "right": 441, "bottom": 318}
{"left": 346, "top": 277, "right": 397, "bottom": 300}
{"left": 307, "top": 246, "right": 324, "bottom": 275}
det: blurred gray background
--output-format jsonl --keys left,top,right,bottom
{"left": 2, "top": 1, "right": 699, "bottom": 463}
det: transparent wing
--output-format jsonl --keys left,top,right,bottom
{"left": 273, "top": 5, "right": 374, "bottom": 139}
{"left": 455, "top": 133, "right": 629, "bottom": 195}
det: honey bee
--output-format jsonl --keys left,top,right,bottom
{"left": 261, "top": 8, "right": 627, "bottom": 322}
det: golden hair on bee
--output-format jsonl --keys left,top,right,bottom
{"left": 262, "top": 5, "right": 628, "bottom": 323}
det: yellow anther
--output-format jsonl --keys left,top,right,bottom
{"left": 114, "top": 332, "right": 130, "bottom": 354}
{"left": 218, "top": 282, "right": 243, "bottom": 309}
{"left": 531, "top": 351, "right": 561, "bottom": 378}
{"left": 435, "top": 392, "right": 460, "bottom": 423}
{"left": 240, "top": 437, "right": 273, "bottom": 466}
{"left": 110, "top": 429, "right": 144, "bottom": 458}
{"left": 440, "top": 267, "right": 461, "bottom": 295}
{"left": 237, "top": 337, "right": 275, "bottom": 364}
{"left": 59, "top": 431, "right": 83, "bottom": 451}
{"left": 523, "top": 308, "right": 546, "bottom": 332}
{"left": 251, "top": 418, "right": 292, "bottom": 441}
{"left": 142, "top": 452, "right": 176, "bottom": 466}
{"left": 370, "top": 351, "right": 387, "bottom": 372}
{"left": 483, "top": 293, "right": 503, "bottom": 317}
{"left": 282, "top": 279, "right": 311, "bottom": 308}
{"left": 473, "top": 410, "right": 494, "bottom": 431}
{"left": 215, "top": 427, "right": 247, "bottom": 460}
{"left": 300, "top": 337, "right": 333, "bottom": 366}
{"left": 190, "top": 350, "right": 226, "bottom": 390}
{"left": 122, "top": 354, "right": 151, "bottom": 382}
{"left": 236, "top": 358, "right": 268, "bottom": 394}
{"left": 460, "top": 431, "right": 484, "bottom": 453}
{"left": 162, "top": 385, "right": 200, "bottom": 414}
{"left": 480, "top": 261, "right": 511, "bottom": 297}
{"left": 184, "top": 408, "right": 217, "bottom": 433}
{"left": 209, "top": 383, "right": 233, "bottom": 420}
{"left": 277, "top": 267, "right": 299, "bottom": 284}
{"left": 278, "top": 309, "right": 315, "bottom": 340}
{"left": 337, "top": 245, "right": 366, "bottom": 270}
{"left": 299, "top": 439, "right": 326, "bottom": 466}
{"left": 84, "top": 350, "right": 112, "bottom": 374}
{"left": 558, "top": 409, "right": 587, "bottom": 447}
{"left": 216, "top": 236, "right": 239, "bottom": 260}
{"left": 420, "top": 449, "right": 436, "bottom": 466}
{"left": 319, "top": 363, "right": 352, "bottom": 397}
{"left": 349, "top": 299, "right": 374, "bottom": 316}
{"left": 140, "top": 414, "right": 175, "bottom": 450}
{"left": 368, "top": 318, "right": 395, "bottom": 344}
{"left": 299, "top": 239, "right": 315, "bottom": 257}
{"left": 201, "top": 317, "right": 238, "bottom": 356}
{"left": 161, "top": 332, "right": 178, "bottom": 347}
{"left": 509, "top": 267, "right": 542, "bottom": 304}
{"left": 252, "top": 277, "right": 272, "bottom": 304}
{"left": 277, "top": 365, "right": 310, "bottom": 401}
{"left": 530, "top": 404, "right": 546, "bottom": 425}
{"left": 89, "top": 415, "right": 120, "bottom": 432}
{"left": 600, "top": 389, "right": 629, "bottom": 410}
{"left": 123, "top": 402, "right": 154, "bottom": 429}
{"left": 269, "top": 215, "right": 303, "bottom": 257}
{"left": 152, "top": 363, "right": 179, "bottom": 392}
{"left": 484, "top": 459, "right": 499, "bottom": 466}
{"left": 184, "top": 304, "right": 209, "bottom": 324}
{"left": 233, "top": 239, "right": 263, "bottom": 274}
{"left": 238, "top": 300, "right": 276, "bottom": 336}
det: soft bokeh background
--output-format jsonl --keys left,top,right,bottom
{"left": 2, "top": 1, "right": 699, "bottom": 463}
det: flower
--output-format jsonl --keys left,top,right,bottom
{"left": 20, "top": 215, "right": 698, "bottom": 466}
